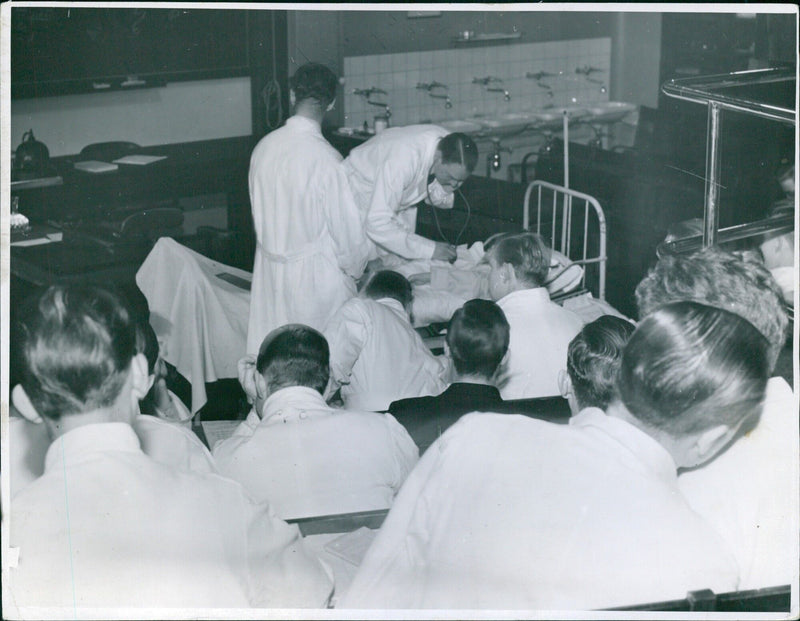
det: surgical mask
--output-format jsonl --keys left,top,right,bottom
{"left": 426, "top": 177, "right": 455, "bottom": 209}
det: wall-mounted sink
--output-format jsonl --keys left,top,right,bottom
{"left": 438, "top": 119, "right": 484, "bottom": 133}
{"left": 582, "top": 101, "right": 636, "bottom": 122}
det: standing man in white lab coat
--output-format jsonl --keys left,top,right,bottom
{"left": 343, "top": 125, "right": 478, "bottom": 266}
{"left": 247, "top": 63, "right": 369, "bottom": 355}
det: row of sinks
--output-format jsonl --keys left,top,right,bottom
{"left": 439, "top": 101, "right": 637, "bottom": 135}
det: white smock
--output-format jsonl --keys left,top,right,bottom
{"left": 343, "top": 124, "right": 449, "bottom": 262}
{"left": 323, "top": 296, "right": 447, "bottom": 412}
{"left": 340, "top": 411, "right": 739, "bottom": 610}
{"left": 212, "top": 386, "right": 419, "bottom": 520}
{"left": 6, "top": 423, "right": 333, "bottom": 613}
{"left": 678, "top": 376, "right": 799, "bottom": 590}
{"left": 247, "top": 115, "right": 369, "bottom": 354}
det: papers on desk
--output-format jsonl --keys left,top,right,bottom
{"left": 200, "top": 420, "right": 241, "bottom": 450}
{"left": 113, "top": 154, "right": 168, "bottom": 165}
{"left": 74, "top": 160, "right": 119, "bottom": 173}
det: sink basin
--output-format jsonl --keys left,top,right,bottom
{"left": 531, "top": 107, "right": 589, "bottom": 126}
{"left": 438, "top": 119, "right": 483, "bottom": 133}
{"left": 475, "top": 112, "right": 541, "bottom": 132}
{"left": 582, "top": 101, "right": 637, "bottom": 122}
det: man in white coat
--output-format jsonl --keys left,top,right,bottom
{"left": 343, "top": 125, "right": 478, "bottom": 265}
{"left": 6, "top": 285, "right": 333, "bottom": 614}
{"left": 246, "top": 63, "right": 369, "bottom": 354}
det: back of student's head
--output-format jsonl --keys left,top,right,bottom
{"left": 485, "top": 231, "right": 551, "bottom": 288}
{"left": 446, "top": 299, "right": 510, "bottom": 380}
{"left": 567, "top": 315, "right": 635, "bottom": 410}
{"left": 618, "top": 301, "right": 770, "bottom": 438}
{"left": 363, "top": 270, "right": 413, "bottom": 310}
{"left": 438, "top": 132, "right": 479, "bottom": 174}
{"left": 15, "top": 285, "right": 137, "bottom": 421}
{"left": 290, "top": 62, "right": 338, "bottom": 108}
{"left": 257, "top": 324, "right": 330, "bottom": 395}
{"left": 634, "top": 246, "right": 787, "bottom": 371}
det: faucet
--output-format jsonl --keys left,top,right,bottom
{"left": 429, "top": 93, "right": 453, "bottom": 109}
{"left": 367, "top": 100, "right": 392, "bottom": 118}
{"left": 575, "top": 65, "right": 604, "bottom": 77}
{"left": 472, "top": 76, "right": 502, "bottom": 86}
{"left": 487, "top": 138, "right": 512, "bottom": 177}
{"left": 487, "top": 86, "right": 511, "bottom": 102}
{"left": 352, "top": 87, "right": 387, "bottom": 98}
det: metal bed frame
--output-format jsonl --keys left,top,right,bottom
{"left": 523, "top": 179, "right": 607, "bottom": 301}
{"left": 661, "top": 67, "right": 796, "bottom": 252}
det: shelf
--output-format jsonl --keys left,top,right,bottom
{"left": 453, "top": 32, "right": 522, "bottom": 44}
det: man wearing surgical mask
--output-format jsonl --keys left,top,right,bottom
{"left": 343, "top": 126, "right": 478, "bottom": 266}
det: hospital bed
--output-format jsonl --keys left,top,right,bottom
{"left": 136, "top": 176, "right": 617, "bottom": 414}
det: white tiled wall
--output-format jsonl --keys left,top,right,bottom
{"left": 343, "top": 38, "right": 611, "bottom": 130}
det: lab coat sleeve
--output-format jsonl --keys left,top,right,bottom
{"left": 366, "top": 159, "right": 437, "bottom": 261}
{"left": 241, "top": 495, "right": 334, "bottom": 607}
{"left": 323, "top": 301, "right": 370, "bottom": 394}
{"left": 321, "top": 163, "right": 371, "bottom": 278}
{"left": 383, "top": 413, "right": 420, "bottom": 490}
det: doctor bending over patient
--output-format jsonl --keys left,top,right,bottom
{"left": 246, "top": 62, "right": 370, "bottom": 355}
{"left": 7, "top": 285, "right": 333, "bottom": 612}
{"left": 343, "top": 125, "right": 478, "bottom": 265}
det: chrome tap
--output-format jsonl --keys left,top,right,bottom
{"left": 429, "top": 93, "right": 453, "bottom": 109}
{"left": 472, "top": 76, "right": 502, "bottom": 85}
{"left": 575, "top": 65, "right": 604, "bottom": 77}
{"left": 352, "top": 87, "right": 388, "bottom": 98}
{"left": 487, "top": 86, "right": 511, "bottom": 102}
{"left": 367, "top": 100, "right": 392, "bottom": 118}
{"left": 525, "top": 71, "right": 557, "bottom": 81}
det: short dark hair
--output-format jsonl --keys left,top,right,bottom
{"left": 567, "top": 315, "right": 635, "bottom": 410}
{"left": 363, "top": 270, "right": 413, "bottom": 310}
{"left": 618, "top": 301, "right": 770, "bottom": 437}
{"left": 484, "top": 231, "right": 551, "bottom": 288}
{"left": 16, "top": 285, "right": 137, "bottom": 421}
{"left": 438, "top": 132, "right": 479, "bottom": 173}
{"left": 290, "top": 63, "right": 338, "bottom": 108}
{"left": 135, "top": 318, "right": 160, "bottom": 376}
{"left": 256, "top": 324, "right": 330, "bottom": 395}
{"left": 446, "top": 299, "right": 510, "bottom": 379}
{"left": 634, "top": 246, "right": 788, "bottom": 371}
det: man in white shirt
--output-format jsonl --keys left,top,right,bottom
{"left": 5, "top": 285, "right": 333, "bottom": 614}
{"left": 635, "top": 246, "right": 798, "bottom": 590}
{"left": 343, "top": 125, "right": 477, "bottom": 264}
{"left": 246, "top": 62, "right": 370, "bottom": 354}
{"left": 213, "top": 323, "right": 419, "bottom": 520}
{"left": 340, "top": 302, "right": 771, "bottom": 610}
{"left": 323, "top": 270, "right": 447, "bottom": 412}
{"left": 484, "top": 231, "right": 584, "bottom": 399}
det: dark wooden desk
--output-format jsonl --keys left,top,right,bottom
{"left": 11, "top": 136, "right": 257, "bottom": 288}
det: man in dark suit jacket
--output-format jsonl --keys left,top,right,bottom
{"left": 390, "top": 299, "right": 568, "bottom": 452}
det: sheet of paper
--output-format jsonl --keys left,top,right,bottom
{"left": 74, "top": 160, "right": 118, "bottom": 173}
{"left": 112, "top": 154, "right": 168, "bottom": 165}
{"left": 200, "top": 420, "right": 241, "bottom": 450}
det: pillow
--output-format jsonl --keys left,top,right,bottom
{"left": 546, "top": 249, "right": 584, "bottom": 296}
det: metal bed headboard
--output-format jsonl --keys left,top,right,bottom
{"left": 661, "top": 67, "right": 796, "bottom": 252}
{"left": 523, "top": 180, "right": 607, "bottom": 301}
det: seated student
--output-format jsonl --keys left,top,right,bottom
{"left": 340, "top": 302, "right": 769, "bottom": 610}
{"left": 212, "top": 324, "right": 418, "bottom": 521}
{"left": 635, "top": 246, "right": 796, "bottom": 591}
{"left": 7, "top": 285, "right": 333, "bottom": 612}
{"left": 558, "top": 315, "right": 635, "bottom": 416}
{"left": 484, "top": 231, "right": 584, "bottom": 399}
{"left": 323, "top": 270, "right": 447, "bottom": 411}
{"left": 388, "top": 299, "right": 510, "bottom": 451}
{"left": 7, "top": 318, "right": 219, "bottom": 499}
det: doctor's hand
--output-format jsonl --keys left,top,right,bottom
{"left": 432, "top": 242, "right": 457, "bottom": 263}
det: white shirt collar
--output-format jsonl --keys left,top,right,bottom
{"left": 498, "top": 287, "right": 550, "bottom": 308}
{"left": 261, "top": 386, "right": 333, "bottom": 425}
{"left": 44, "top": 422, "right": 141, "bottom": 473}
{"left": 375, "top": 297, "right": 409, "bottom": 318}
{"left": 286, "top": 115, "right": 322, "bottom": 134}
{"left": 570, "top": 407, "right": 678, "bottom": 484}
